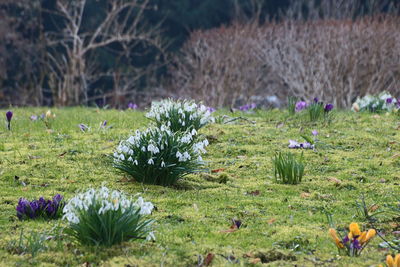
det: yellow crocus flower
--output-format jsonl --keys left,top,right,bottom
{"left": 349, "top": 222, "right": 361, "bottom": 237}
{"left": 329, "top": 228, "right": 344, "bottom": 249}
{"left": 387, "top": 255, "right": 395, "bottom": 267}
{"left": 358, "top": 231, "right": 367, "bottom": 244}
{"left": 365, "top": 229, "right": 376, "bottom": 243}
{"left": 395, "top": 254, "right": 400, "bottom": 267}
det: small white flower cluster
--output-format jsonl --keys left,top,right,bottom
{"left": 146, "top": 99, "right": 214, "bottom": 131}
{"left": 352, "top": 92, "right": 398, "bottom": 112}
{"left": 63, "top": 187, "right": 154, "bottom": 224}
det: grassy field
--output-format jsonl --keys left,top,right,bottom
{"left": 0, "top": 107, "right": 399, "bottom": 266}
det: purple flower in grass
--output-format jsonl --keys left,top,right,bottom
{"left": 312, "top": 130, "right": 318, "bottom": 136}
{"left": 239, "top": 103, "right": 256, "bottom": 112}
{"left": 207, "top": 107, "right": 216, "bottom": 113}
{"left": 78, "top": 123, "right": 89, "bottom": 132}
{"left": 239, "top": 104, "right": 249, "bottom": 111}
{"left": 288, "top": 140, "right": 300, "bottom": 148}
{"left": 289, "top": 140, "right": 314, "bottom": 149}
{"left": 295, "top": 101, "right": 307, "bottom": 112}
{"left": 313, "top": 97, "right": 319, "bottom": 103}
{"left": 324, "top": 103, "right": 334, "bottom": 112}
{"left": 128, "top": 102, "right": 138, "bottom": 109}
{"left": 53, "top": 194, "right": 63, "bottom": 204}
{"left": 6, "top": 110, "right": 13, "bottom": 130}
{"left": 16, "top": 194, "right": 64, "bottom": 220}
{"left": 386, "top": 98, "right": 393, "bottom": 104}
{"left": 30, "top": 115, "right": 38, "bottom": 121}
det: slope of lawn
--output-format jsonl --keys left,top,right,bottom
{"left": 0, "top": 107, "right": 399, "bottom": 266}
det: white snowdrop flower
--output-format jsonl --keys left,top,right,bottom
{"left": 113, "top": 152, "right": 119, "bottom": 158}
{"left": 203, "top": 139, "right": 209, "bottom": 146}
{"left": 147, "top": 144, "right": 159, "bottom": 154}
{"left": 121, "top": 145, "right": 129, "bottom": 153}
{"left": 183, "top": 152, "right": 191, "bottom": 160}
{"left": 141, "top": 146, "right": 146, "bottom": 152}
{"left": 148, "top": 158, "right": 154, "bottom": 165}
{"left": 146, "top": 231, "right": 156, "bottom": 241}
{"left": 176, "top": 151, "right": 182, "bottom": 159}
{"left": 191, "top": 129, "right": 197, "bottom": 135}
{"left": 128, "top": 156, "right": 133, "bottom": 162}
{"left": 161, "top": 161, "right": 166, "bottom": 167}
{"left": 119, "top": 154, "right": 125, "bottom": 161}
{"left": 197, "top": 155, "right": 203, "bottom": 161}
{"left": 111, "top": 190, "right": 121, "bottom": 200}
{"left": 133, "top": 160, "right": 138, "bottom": 165}
{"left": 64, "top": 213, "right": 79, "bottom": 224}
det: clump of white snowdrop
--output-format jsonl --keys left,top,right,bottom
{"left": 63, "top": 187, "right": 155, "bottom": 246}
{"left": 113, "top": 125, "right": 208, "bottom": 185}
{"left": 146, "top": 99, "right": 214, "bottom": 133}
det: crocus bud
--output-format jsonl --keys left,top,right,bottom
{"left": 45, "top": 110, "right": 52, "bottom": 118}
{"left": 6, "top": 110, "right": 13, "bottom": 130}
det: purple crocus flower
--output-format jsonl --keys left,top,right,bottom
{"left": 232, "top": 219, "right": 242, "bottom": 229}
{"left": 53, "top": 194, "right": 63, "bottom": 204}
{"left": 324, "top": 103, "right": 334, "bottom": 112}
{"left": 16, "top": 198, "right": 30, "bottom": 220}
{"left": 295, "top": 101, "right": 307, "bottom": 112}
{"left": 312, "top": 130, "right": 318, "bottom": 136}
{"left": 386, "top": 98, "right": 393, "bottom": 104}
{"left": 30, "top": 115, "right": 38, "bottom": 121}
{"left": 206, "top": 107, "right": 216, "bottom": 113}
{"left": 288, "top": 140, "right": 300, "bottom": 148}
{"left": 6, "top": 110, "right": 13, "bottom": 130}
{"left": 78, "top": 123, "right": 89, "bottom": 132}
{"left": 313, "top": 97, "right": 319, "bottom": 103}
{"left": 239, "top": 104, "right": 250, "bottom": 111}
{"left": 6, "top": 110, "right": 13, "bottom": 122}
{"left": 350, "top": 239, "right": 362, "bottom": 250}
{"left": 239, "top": 103, "right": 257, "bottom": 112}
{"left": 301, "top": 142, "right": 314, "bottom": 149}
{"left": 128, "top": 102, "right": 138, "bottom": 109}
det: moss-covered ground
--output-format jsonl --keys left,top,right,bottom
{"left": 0, "top": 108, "right": 399, "bottom": 266}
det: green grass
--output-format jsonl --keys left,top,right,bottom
{"left": 0, "top": 107, "right": 399, "bottom": 266}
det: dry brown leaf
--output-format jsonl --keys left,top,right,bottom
{"left": 267, "top": 218, "right": 276, "bottom": 225}
{"left": 249, "top": 258, "right": 261, "bottom": 264}
{"left": 300, "top": 192, "right": 311, "bottom": 198}
{"left": 247, "top": 190, "right": 260, "bottom": 196}
{"left": 204, "top": 253, "right": 214, "bottom": 266}
{"left": 211, "top": 168, "right": 225, "bottom": 173}
{"left": 327, "top": 177, "right": 342, "bottom": 185}
{"left": 370, "top": 204, "right": 379, "bottom": 212}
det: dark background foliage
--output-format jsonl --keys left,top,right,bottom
{"left": 0, "top": 0, "right": 397, "bottom": 107}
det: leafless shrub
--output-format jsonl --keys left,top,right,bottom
{"left": 170, "top": 14, "right": 400, "bottom": 108}
{"left": 169, "top": 23, "right": 275, "bottom": 108}
{"left": 258, "top": 16, "right": 400, "bottom": 107}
